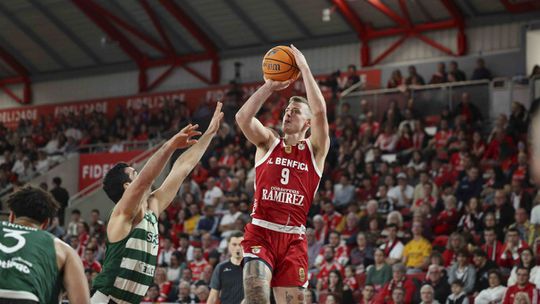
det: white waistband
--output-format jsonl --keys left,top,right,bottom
{"left": 0, "top": 289, "right": 39, "bottom": 302}
{"left": 252, "top": 218, "right": 306, "bottom": 234}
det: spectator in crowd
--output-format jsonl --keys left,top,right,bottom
{"left": 203, "top": 177, "right": 223, "bottom": 207}
{"left": 153, "top": 267, "right": 172, "bottom": 301}
{"left": 388, "top": 173, "right": 414, "bottom": 209}
{"left": 472, "top": 249, "right": 498, "bottom": 294}
{"left": 453, "top": 92, "right": 482, "bottom": 125}
{"left": 486, "top": 189, "right": 516, "bottom": 229}
{"left": 442, "top": 232, "right": 467, "bottom": 267}
{"left": 51, "top": 176, "right": 69, "bottom": 226}
{"left": 414, "top": 264, "right": 450, "bottom": 303}
{"left": 158, "top": 237, "right": 176, "bottom": 266}
{"left": 447, "top": 250, "right": 476, "bottom": 295}
{"left": 167, "top": 251, "right": 185, "bottom": 283}
{"left": 359, "top": 284, "right": 375, "bottom": 304}
{"left": 471, "top": 58, "right": 492, "bottom": 80}
{"left": 365, "top": 248, "right": 392, "bottom": 291}
{"left": 510, "top": 179, "right": 533, "bottom": 214}
{"left": 375, "top": 263, "right": 416, "bottom": 303}
{"left": 482, "top": 227, "right": 504, "bottom": 264}
{"left": 176, "top": 280, "right": 198, "bottom": 303}
{"left": 387, "top": 70, "right": 404, "bottom": 88}
{"left": 430, "top": 62, "right": 448, "bottom": 84}
{"left": 406, "top": 65, "right": 425, "bottom": 85}
{"left": 448, "top": 61, "right": 466, "bottom": 82}
{"left": 506, "top": 248, "right": 539, "bottom": 287}
{"left": 196, "top": 205, "right": 219, "bottom": 237}
{"left": 323, "top": 201, "right": 343, "bottom": 232}
{"left": 420, "top": 284, "right": 440, "bottom": 304}
{"left": 142, "top": 284, "right": 165, "bottom": 303}
{"left": 349, "top": 232, "right": 374, "bottom": 271}
{"left": 502, "top": 267, "right": 538, "bottom": 304}
{"left": 306, "top": 228, "right": 323, "bottom": 271}
{"left": 88, "top": 209, "right": 104, "bottom": 236}
{"left": 47, "top": 216, "right": 65, "bottom": 238}
{"left": 344, "top": 64, "right": 360, "bottom": 89}
{"left": 508, "top": 208, "right": 535, "bottom": 245}
{"left": 82, "top": 247, "right": 102, "bottom": 273}
{"left": 320, "top": 270, "right": 354, "bottom": 304}
{"left": 475, "top": 269, "right": 507, "bottom": 304}
{"left": 380, "top": 223, "right": 404, "bottom": 264}
{"left": 391, "top": 287, "right": 406, "bottom": 304}
{"left": 333, "top": 174, "right": 356, "bottom": 209}
{"left": 445, "top": 280, "right": 469, "bottom": 304}
{"left": 458, "top": 197, "right": 484, "bottom": 236}
{"left": 402, "top": 221, "right": 432, "bottom": 273}
{"left": 317, "top": 246, "right": 345, "bottom": 291}
{"left": 455, "top": 167, "right": 483, "bottom": 207}
{"left": 500, "top": 228, "right": 529, "bottom": 269}
{"left": 189, "top": 246, "right": 210, "bottom": 282}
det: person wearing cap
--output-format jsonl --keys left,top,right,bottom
{"left": 388, "top": 172, "right": 414, "bottom": 209}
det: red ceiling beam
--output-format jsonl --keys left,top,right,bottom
{"left": 0, "top": 47, "right": 31, "bottom": 104}
{"left": 500, "top": 0, "right": 540, "bottom": 13}
{"left": 73, "top": 0, "right": 220, "bottom": 91}
{"left": 140, "top": 0, "right": 175, "bottom": 55}
{"left": 73, "top": 0, "right": 145, "bottom": 65}
{"left": 86, "top": 1, "right": 169, "bottom": 55}
{"left": 333, "top": 0, "right": 467, "bottom": 66}
{"left": 366, "top": 0, "right": 408, "bottom": 28}
{"left": 158, "top": 0, "right": 220, "bottom": 83}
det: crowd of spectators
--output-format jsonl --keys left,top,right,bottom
{"left": 0, "top": 99, "right": 190, "bottom": 195}
{"left": 385, "top": 58, "right": 493, "bottom": 89}
{"left": 1, "top": 56, "right": 537, "bottom": 303}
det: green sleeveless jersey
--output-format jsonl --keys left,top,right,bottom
{"left": 0, "top": 221, "right": 60, "bottom": 304}
{"left": 93, "top": 210, "right": 159, "bottom": 304}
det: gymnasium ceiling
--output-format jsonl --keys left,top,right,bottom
{"left": 0, "top": 0, "right": 539, "bottom": 84}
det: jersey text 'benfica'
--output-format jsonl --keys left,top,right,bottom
{"left": 252, "top": 138, "right": 321, "bottom": 227}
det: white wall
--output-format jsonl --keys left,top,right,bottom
{"left": 0, "top": 22, "right": 529, "bottom": 108}
{"left": 527, "top": 29, "right": 540, "bottom": 75}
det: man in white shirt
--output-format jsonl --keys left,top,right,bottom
{"left": 388, "top": 173, "right": 414, "bottom": 208}
{"left": 157, "top": 237, "right": 176, "bottom": 266}
{"left": 380, "top": 224, "right": 404, "bottom": 264}
{"left": 204, "top": 177, "right": 224, "bottom": 207}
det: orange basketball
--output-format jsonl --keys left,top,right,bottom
{"left": 262, "top": 46, "right": 300, "bottom": 81}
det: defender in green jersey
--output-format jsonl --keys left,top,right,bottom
{"left": 0, "top": 186, "right": 89, "bottom": 304}
{"left": 91, "top": 102, "right": 223, "bottom": 304}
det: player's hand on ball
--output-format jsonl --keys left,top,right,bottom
{"left": 264, "top": 77, "right": 292, "bottom": 91}
{"left": 205, "top": 101, "right": 224, "bottom": 135}
{"left": 290, "top": 44, "right": 309, "bottom": 71}
{"left": 171, "top": 123, "right": 201, "bottom": 149}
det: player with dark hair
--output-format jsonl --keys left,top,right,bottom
{"left": 91, "top": 103, "right": 223, "bottom": 304}
{"left": 236, "top": 45, "right": 330, "bottom": 304}
{"left": 0, "top": 186, "right": 89, "bottom": 304}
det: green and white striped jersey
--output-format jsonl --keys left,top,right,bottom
{"left": 92, "top": 210, "right": 159, "bottom": 304}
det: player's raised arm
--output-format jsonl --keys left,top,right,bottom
{"left": 235, "top": 79, "right": 290, "bottom": 148}
{"left": 112, "top": 123, "right": 200, "bottom": 219}
{"left": 152, "top": 102, "right": 224, "bottom": 214}
{"left": 290, "top": 45, "right": 330, "bottom": 160}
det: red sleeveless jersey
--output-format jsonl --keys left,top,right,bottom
{"left": 252, "top": 138, "right": 322, "bottom": 227}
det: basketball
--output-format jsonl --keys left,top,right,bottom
{"left": 262, "top": 46, "right": 300, "bottom": 81}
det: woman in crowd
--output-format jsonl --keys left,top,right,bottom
{"left": 475, "top": 270, "right": 507, "bottom": 304}
{"left": 365, "top": 248, "right": 392, "bottom": 291}
{"left": 447, "top": 250, "right": 476, "bottom": 294}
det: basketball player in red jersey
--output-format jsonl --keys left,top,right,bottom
{"left": 235, "top": 45, "right": 329, "bottom": 304}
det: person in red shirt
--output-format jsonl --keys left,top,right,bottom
{"left": 77, "top": 221, "right": 90, "bottom": 257}
{"left": 500, "top": 228, "right": 529, "bottom": 269}
{"left": 153, "top": 267, "right": 172, "bottom": 301}
{"left": 502, "top": 266, "right": 539, "bottom": 304}
{"left": 188, "top": 247, "right": 209, "bottom": 282}
{"left": 316, "top": 246, "right": 345, "bottom": 291}
{"left": 442, "top": 232, "right": 467, "bottom": 267}
{"left": 323, "top": 201, "right": 343, "bottom": 232}
{"left": 82, "top": 247, "right": 102, "bottom": 273}
{"left": 375, "top": 263, "right": 416, "bottom": 303}
{"left": 482, "top": 227, "right": 504, "bottom": 265}
{"left": 142, "top": 284, "right": 166, "bottom": 303}
{"left": 433, "top": 195, "right": 459, "bottom": 236}
{"left": 429, "top": 119, "right": 453, "bottom": 150}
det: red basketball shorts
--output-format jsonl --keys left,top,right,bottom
{"left": 241, "top": 222, "right": 308, "bottom": 288}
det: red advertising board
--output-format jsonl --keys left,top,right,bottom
{"left": 0, "top": 69, "right": 381, "bottom": 129}
{"left": 78, "top": 150, "right": 144, "bottom": 191}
